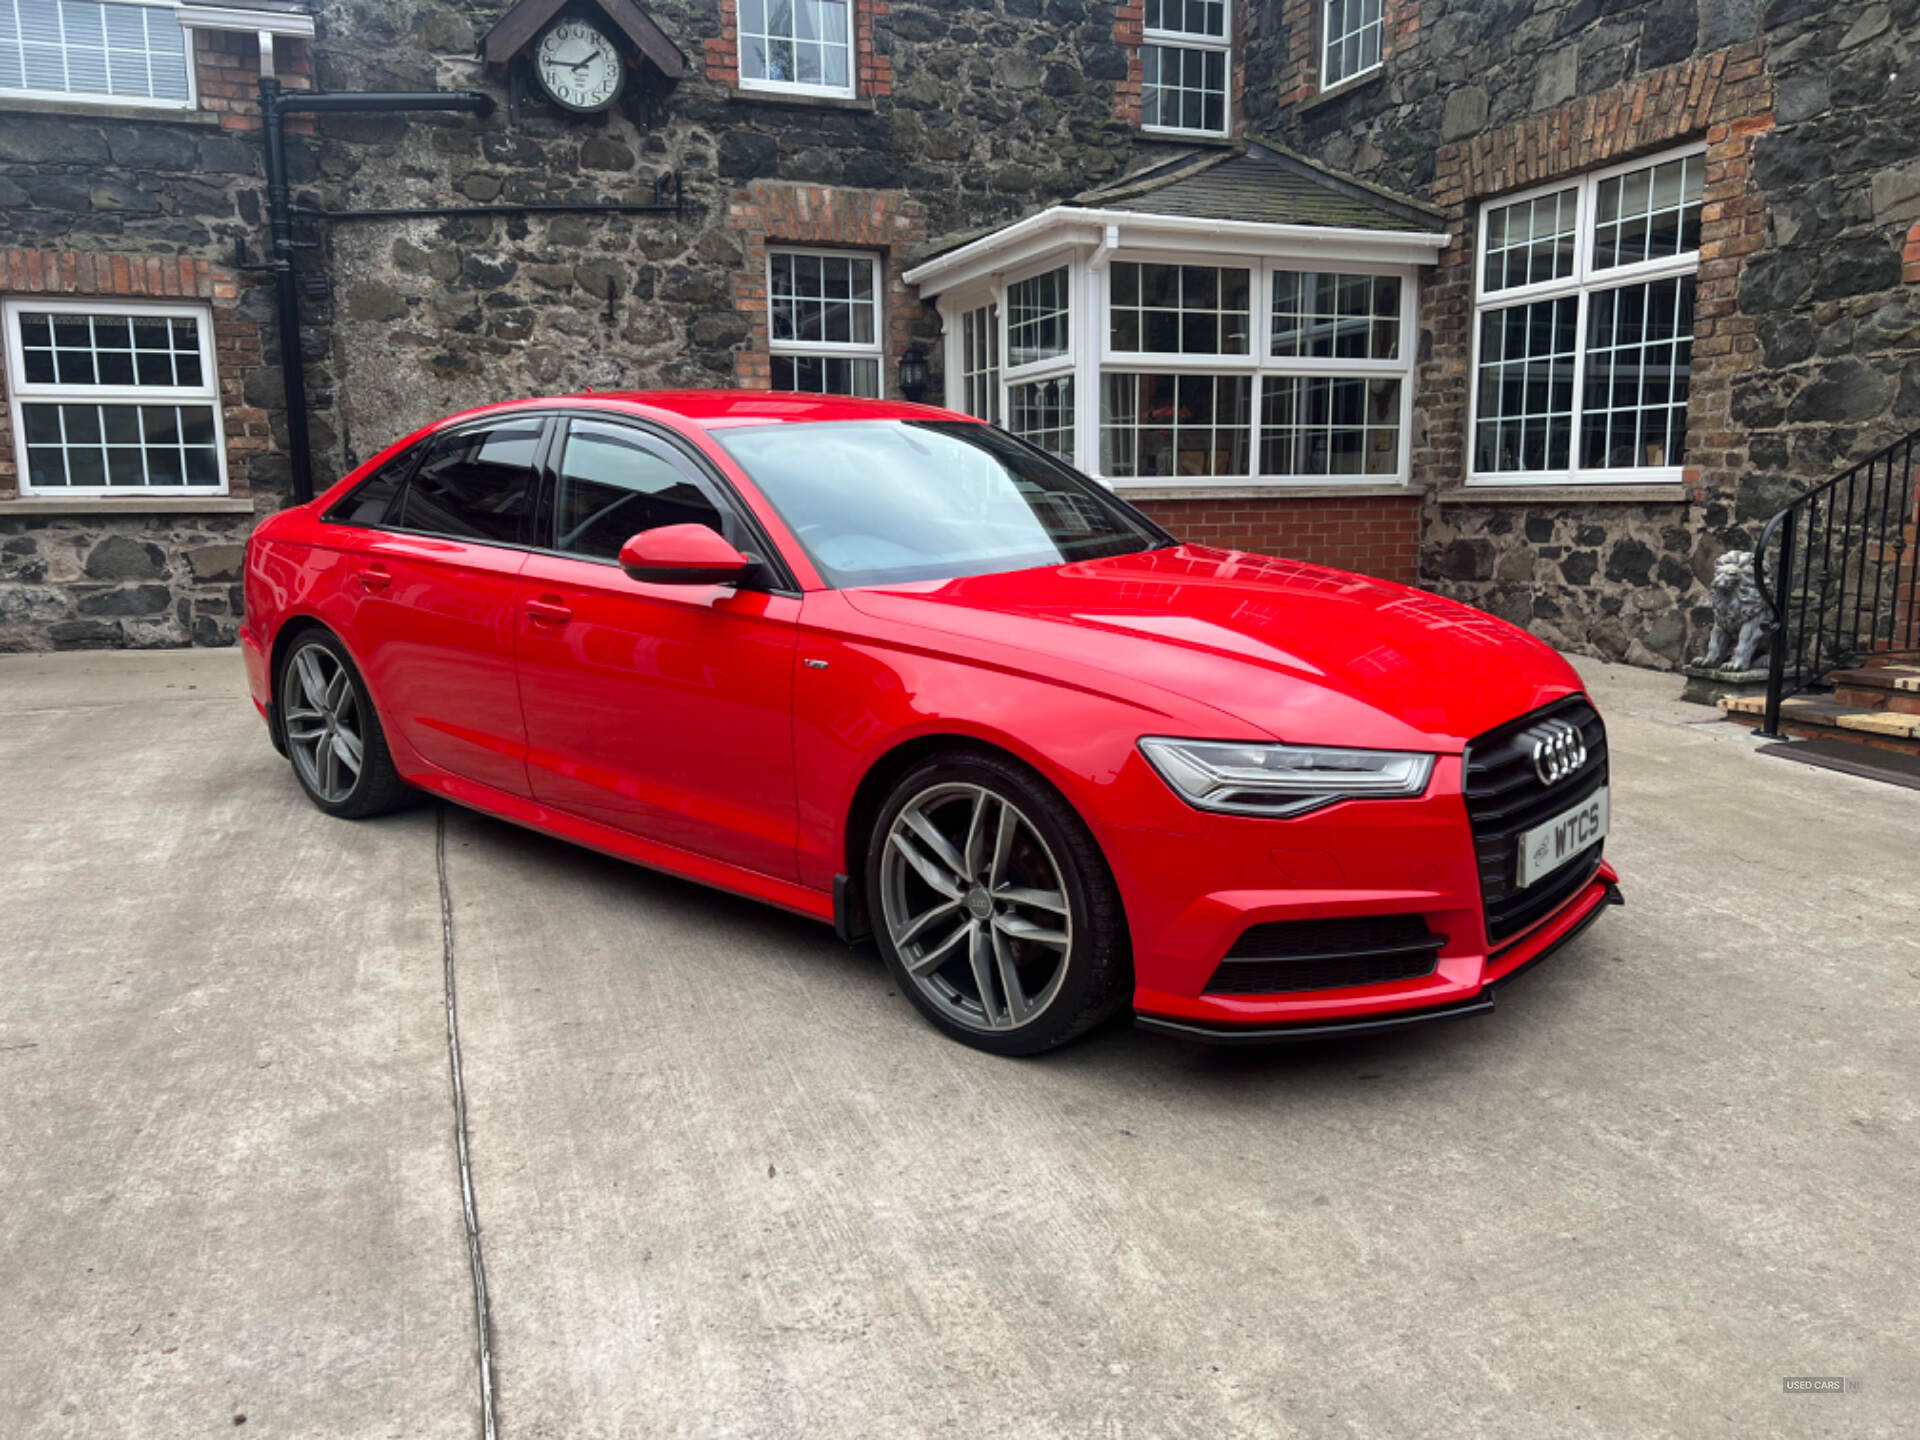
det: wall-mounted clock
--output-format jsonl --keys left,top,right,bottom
{"left": 534, "top": 18, "right": 624, "bottom": 113}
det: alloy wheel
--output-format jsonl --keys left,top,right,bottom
{"left": 879, "top": 782, "right": 1073, "bottom": 1033}
{"left": 284, "top": 642, "right": 365, "bottom": 805}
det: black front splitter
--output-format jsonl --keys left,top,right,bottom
{"left": 1134, "top": 882, "right": 1623, "bottom": 1046}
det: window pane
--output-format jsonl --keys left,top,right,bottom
{"left": 740, "top": 0, "right": 850, "bottom": 88}
{"left": 1324, "top": 0, "right": 1385, "bottom": 86}
{"left": 1260, "top": 376, "right": 1401, "bottom": 478}
{"left": 329, "top": 448, "right": 416, "bottom": 526}
{"left": 1591, "top": 155, "right": 1704, "bottom": 270}
{"left": 1481, "top": 188, "right": 1578, "bottom": 293}
{"left": 1, "top": 0, "right": 189, "bottom": 102}
{"left": 1141, "top": 42, "right": 1227, "bottom": 132}
{"left": 959, "top": 305, "right": 1001, "bottom": 423}
{"left": 1110, "top": 261, "right": 1250, "bottom": 356}
{"left": 553, "top": 421, "right": 724, "bottom": 561}
{"left": 1008, "top": 266, "right": 1070, "bottom": 367}
{"left": 1271, "top": 270, "right": 1400, "bottom": 360}
{"left": 400, "top": 420, "right": 542, "bottom": 542}
{"left": 1472, "top": 297, "right": 1576, "bottom": 474}
{"left": 1579, "top": 276, "right": 1694, "bottom": 469}
{"left": 1008, "top": 377, "right": 1074, "bottom": 462}
{"left": 1101, "top": 372, "right": 1250, "bottom": 479}
{"left": 771, "top": 353, "right": 881, "bottom": 396}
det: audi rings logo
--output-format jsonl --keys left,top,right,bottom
{"left": 1531, "top": 720, "right": 1586, "bottom": 786}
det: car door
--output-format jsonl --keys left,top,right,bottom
{"left": 342, "top": 413, "right": 546, "bottom": 798}
{"left": 514, "top": 417, "right": 801, "bottom": 880}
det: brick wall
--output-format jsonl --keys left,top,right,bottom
{"left": 1134, "top": 495, "right": 1421, "bottom": 584}
{"left": 726, "top": 181, "right": 930, "bottom": 392}
{"left": 704, "top": 0, "right": 892, "bottom": 97}
{"left": 192, "top": 29, "right": 313, "bottom": 132}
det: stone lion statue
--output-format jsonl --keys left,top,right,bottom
{"left": 1695, "top": 550, "right": 1774, "bottom": 672}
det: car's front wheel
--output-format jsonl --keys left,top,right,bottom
{"left": 278, "top": 630, "right": 408, "bottom": 819}
{"left": 866, "top": 751, "right": 1131, "bottom": 1055}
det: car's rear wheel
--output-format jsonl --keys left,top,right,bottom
{"left": 867, "top": 752, "right": 1131, "bottom": 1055}
{"left": 279, "top": 631, "right": 408, "bottom": 819}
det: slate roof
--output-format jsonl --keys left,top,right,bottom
{"left": 1068, "top": 140, "right": 1444, "bottom": 233}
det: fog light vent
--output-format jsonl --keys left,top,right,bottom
{"left": 1204, "top": 914, "right": 1445, "bottom": 996}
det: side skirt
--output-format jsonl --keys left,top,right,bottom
{"left": 406, "top": 766, "right": 836, "bottom": 924}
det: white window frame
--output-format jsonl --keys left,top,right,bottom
{"left": 957, "top": 302, "right": 1000, "bottom": 424}
{"left": 736, "top": 0, "right": 857, "bottom": 100}
{"left": 1094, "top": 251, "right": 1416, "bottom": 486}
{"left": 765, "top": 247, "right": 884, "bottom": 397}
{"left": 998, "top": 256, "right": 1080, "bottom": 463}
{"left": 3, "top": 296, "right": 229, "bottom": 496}
{"left": 1141, "top": 0, "right": 1232, "bottom": 138}
{"left": 1467, "top": 143, "right": 1706, "bottom": 488}
{"left": 1321, "top": 0, "right": 1384, "bottom": 94}
{"left": 0, "top": 0, "right": 198, "bottom": 111}
{"left": 937, "top": 248, "right": 1417, "bottom": 490}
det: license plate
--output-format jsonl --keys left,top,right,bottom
{"left": 1516, "top": 787, "right": 1609, "bottom": 889}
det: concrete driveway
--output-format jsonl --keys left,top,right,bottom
{"left": 2, "top": 648, "right": 1915, "bottom": 1439}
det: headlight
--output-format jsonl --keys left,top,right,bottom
{"left": 1138, "top": 737, "right": 1435, "bottom": 818}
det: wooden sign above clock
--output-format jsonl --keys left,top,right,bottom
{"left": 482, "top": 0, "right": 686, "bottom": 117}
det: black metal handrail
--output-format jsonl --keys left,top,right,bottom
{"left": 1753, "top": 425, "right": 1920, "bottom": 737}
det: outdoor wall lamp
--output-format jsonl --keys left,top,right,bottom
{"left": 898, "top": 344, "right": 929, "bottom": 403}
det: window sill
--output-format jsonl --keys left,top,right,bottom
{"left": 1297, "top": 68, "right": 1386, "bottom": 116}
{"left": 1440, "top": 483, "right": 1691, "bottom": 505}
{"left": 730, "top": 87, "right": 873, "bottom": 113}
{"left": 1138, "top": 126, "right": 1236, "bottom": 149}
{"left": 0, "top": 495, "right": 257, "bottom": 516}
{"left": 0, "top": 96, "right": 219, "bottom": 125}
{"left": 1115, "top": 481, "right": 1416, "bottom": 501}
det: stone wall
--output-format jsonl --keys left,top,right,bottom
{"left": 1262, "top": 0, "right": 1920, "bottom": 667}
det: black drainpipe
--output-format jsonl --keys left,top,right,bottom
{"left": 258, "top": 79, "right": 689, "bottom": 504}
{"left": 260, "top": 79, "right": 496, "bottom": 503}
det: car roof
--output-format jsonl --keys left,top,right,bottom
{"left": 453, "top": 389, "right": 979, "bottom": 430}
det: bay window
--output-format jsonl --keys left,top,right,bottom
{"left": 1142, "top": 0, "right": 1230, "bottom": 136}
{"left": 1471, "top": 146, "right": 1703, "bottom": 483}
{"left": 929, "top": 240, "right": 1422, "bottom": 489}
{"left": 768, "top": 249, "right": 882, "bottom": 397}
{"left": 4, "top": 299, "right": 226, "bottom": 494}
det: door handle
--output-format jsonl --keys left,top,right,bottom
{"left": 524, "top": 597, "right": 573, "bottom": 626}
{"left": 355, "top": 565, "right": 392, "bottom": 592}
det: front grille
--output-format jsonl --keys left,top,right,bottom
{"left": 1462, "top": 696, "right": 1608, "bottom": 945}
{"left": 1204, "top": 914, "right": 1445, "bottom": 995}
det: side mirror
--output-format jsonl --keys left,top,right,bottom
{"left": 617, "top": 524, "right": 758, "bottom": 586}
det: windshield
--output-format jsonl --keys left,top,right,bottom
{"left": 714, "top": 420, "right": 1170, "bottom": 588}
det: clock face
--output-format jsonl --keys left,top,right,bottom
{"left": 534, "top": 19, "right": 624, "bottom": 113}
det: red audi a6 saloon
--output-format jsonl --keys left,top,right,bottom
{"left": 241, "top": 391, "right": 1620, "bottom": 1055}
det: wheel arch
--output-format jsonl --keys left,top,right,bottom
{"left": 840, "top": 730, "right": 1125, "bottom": 937}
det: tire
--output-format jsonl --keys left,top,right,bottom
{"left": 865, "top": 750, "right": 1131, "bottom": 1056}
{"left": 277, "top": 629, "right": 409, "bottom": 819}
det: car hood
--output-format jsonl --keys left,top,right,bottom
{"left": 838, "top": 545, "right": 1584, "bottom": 752}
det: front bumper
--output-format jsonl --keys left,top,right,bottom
{"left": 1103, "top": 742, "right": 1622, "bottom": 1041}
{"left": 1135, "top": 873, "right": 1622, "bottom": 1044}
